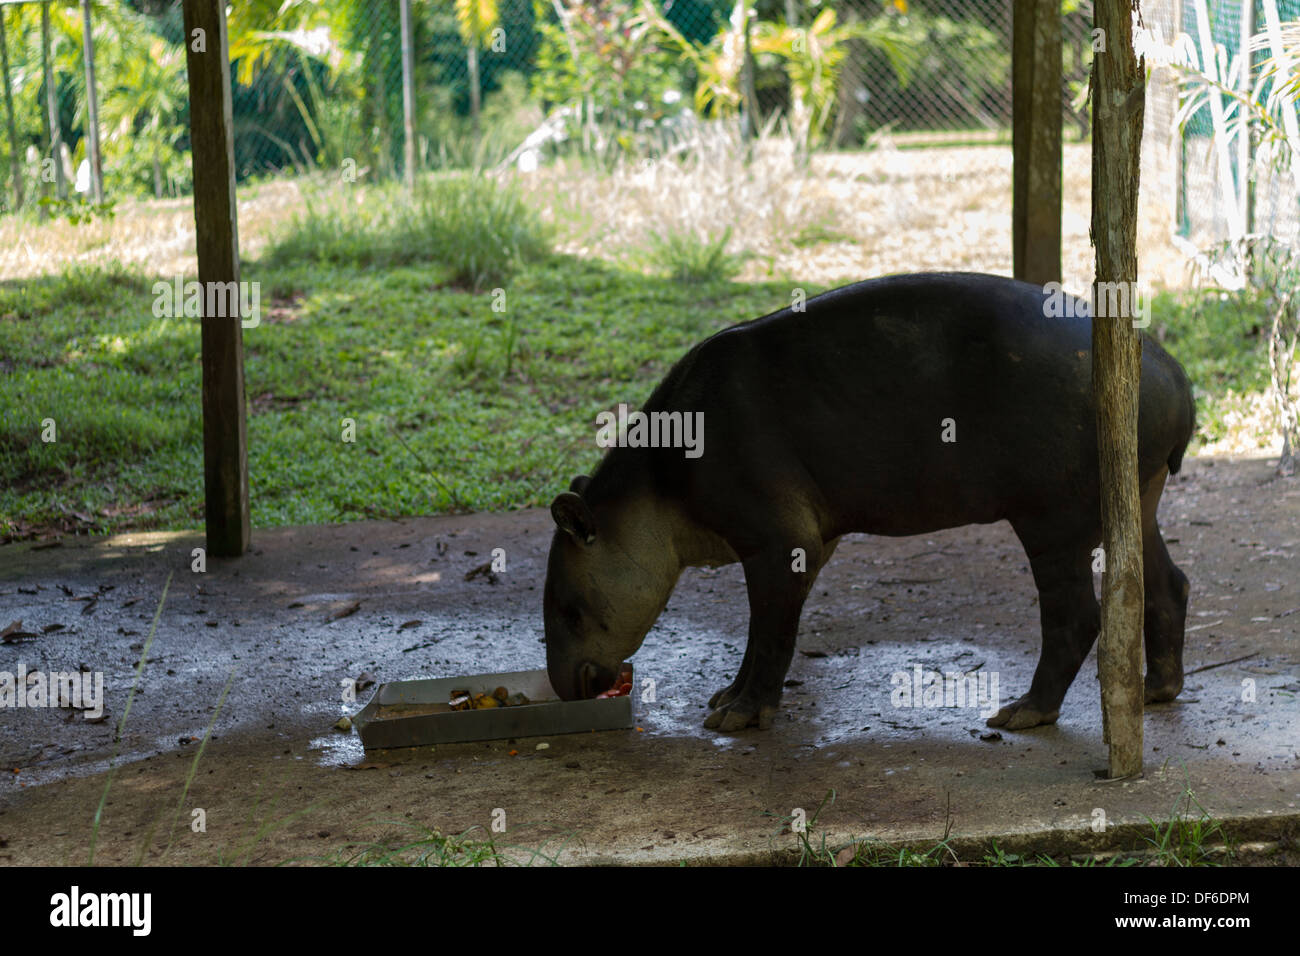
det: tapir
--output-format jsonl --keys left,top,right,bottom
{"left": 543, "top": 272, "right": 1195, "bottom": 732}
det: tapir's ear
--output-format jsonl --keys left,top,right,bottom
{"left": 568, "top": 475, "right": 591, "bottom": 495}
{"left": 551, "top": 491, "right": 596, "bottom": 545}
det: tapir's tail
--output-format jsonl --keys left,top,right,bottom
{"left": 1167, "top": 360, "right": 1196, "bottom": 476}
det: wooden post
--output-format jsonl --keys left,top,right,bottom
{"left": 0, "top": 7, "right": 22, "bottom": 212}
{"left": 41, "top": 1, "right": 66, "bottom": 202}
{"left": 182, "top": 0, "right": 251, "bottom": 558}
{"left": 399, "top": 0, "right": 416, "bottom": 190}
{"left": 81, "top": 0, "right": 103, "bottom": 205}
{"left": 1012, "top": 0, "right": 1063, "bottom": 286}
{"left": 1091, "top": 0, "right": 1146, "bottom": 780}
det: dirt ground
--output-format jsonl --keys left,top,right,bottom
{"left": 0, "top": 454, "right": 1297, "bottom": 865}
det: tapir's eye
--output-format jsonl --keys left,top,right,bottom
{"left": 561, "top": 604, "right": 582, "bottom": 630}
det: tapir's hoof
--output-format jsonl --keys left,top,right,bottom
{"left": 1143, "top": 676, "right": 1183, "bottom": 704}
{"left": 985, "top": 697, "right": 1060, "bottom": 730}
{"left": 708, "top": 684, "right": 740, "bottom": 709}
{"left": 704, "top": 695, "right": 777, "bottom": 732}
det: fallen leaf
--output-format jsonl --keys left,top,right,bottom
{"left": 327, "top": 600, "right": 361, "bottom": 622}
{"left": 463, "top": 562, "right": 499, "bottom": 584}
{"left": 0, "top": 621, "right": 37, "bottom": 644}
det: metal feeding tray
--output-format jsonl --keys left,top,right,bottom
{"left": 351, "top": 666, "right": 634, "bottom": 749}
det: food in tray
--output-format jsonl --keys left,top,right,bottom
{"left": 595, "top": 663, "right": 635, "bottom": 699}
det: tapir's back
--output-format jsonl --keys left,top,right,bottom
{"left": 644, "top": 272, "right": 1194, "bottom": 537}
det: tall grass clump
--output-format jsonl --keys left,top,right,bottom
{"left": 265, "top": 173, "right": 552, "bottom": 290}
{"left": 641, "top": 225, "right": 742, "bottom": 283}
{"left": 525, "top": 118, "right": 824, "bottom": 280}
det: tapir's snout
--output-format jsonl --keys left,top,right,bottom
{"left": 548, "top": 659, "right": 616, "bottom": 701}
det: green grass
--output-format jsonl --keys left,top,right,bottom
{"left": 782, "top": 786, "right": 1233, "bottom": 867}
{"left": 638, "top": 225, "right": 744, "bottom": 283}
{"left": 263, "top": 174, "right": 553, "bottom": 291}
{"left": 0, "top": 196, "right": 1286, "bottom": 540}
{"left": 0, "top": 246, "right": 796, "bottom": 538}
{"left": 1152, "top": 285, "right": 1282, "bottom": 448}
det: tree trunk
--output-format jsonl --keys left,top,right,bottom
{"left": 832, "top": 11, "right": 868, "bottom": 149}
{"left": 467, "top": 46, "right": 481, "bottom": 141}
{"left": 0, "top": 9, "right": 22, "bottom": 212}
{"left": 1091, "top": 0, "right": 1147, "bottom": 780}
{"left": 741, "top": 9, "right": 759, "bottom": 152}
{"left": 399, "top": 0, "right": 416, "bottom": 188}
{"left": 41, "top": 1, "right": 67, "bottom": 211}
{"left": 81, "top": 0, "right": 104, "bottom": 205}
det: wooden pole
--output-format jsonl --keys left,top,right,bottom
{"left": 1091, "top": 0, "right": 1146, "bottom": 780}
{"left": 1012, "top": 0, "right": 1063, "bottom": 286}
{"left": 0, "top": 7, "right": 22, "bottom": 212}
{"left": 41, "top": 1, "right": 66, "bottom": 201}
{"left": 399, "top": 0, "right": 416, "bottom": 190}
{"left": 81, "top": 0, "right": 103, "bottom": 205}
{"left": 182, "top": 0, "right": 251, "bottom": 558}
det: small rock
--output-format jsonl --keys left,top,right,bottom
{"left": 333, "top": 716, "right": 352, "bottom": 732}
{"left": 535, "top": 742, "right": 550, "bottom": 751}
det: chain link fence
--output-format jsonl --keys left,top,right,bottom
{"left": 1, "top": 0, "right": 1295, "bottom": 259}
{"left": 0, "top": 1, "right": 1084, "bottom": 200}
{"left": 1142, "top": 0, "right": 1300, "bottom": 259}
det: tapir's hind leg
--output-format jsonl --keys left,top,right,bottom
{"left": 1141, "top": 467, "right": 1189, "bottom": 703}
{"left": 987, "top": 525, "right": 1101, "bottom": 730}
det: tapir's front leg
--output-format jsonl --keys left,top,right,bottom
{"left": 705, "top": 538, "right": 830, "bottom": 732}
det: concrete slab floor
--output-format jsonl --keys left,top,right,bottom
{"left": 0, "top": 455, "right": 1296, "bottom": 865}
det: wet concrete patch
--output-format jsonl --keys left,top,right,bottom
{"left": 0, "top": 456, "right": 1297, "bottom": 864}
